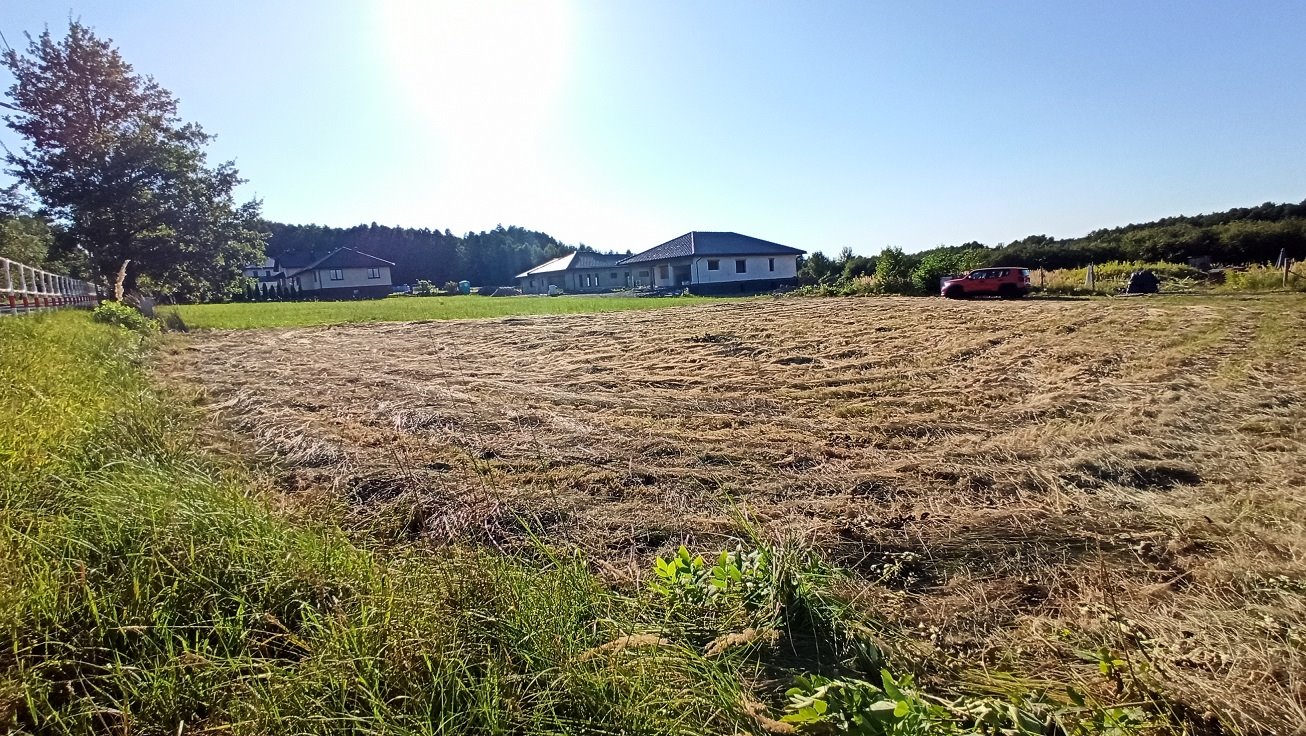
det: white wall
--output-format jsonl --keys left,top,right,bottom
{"left": 298, "top": 266, "right": 392, "bottom": 291}
{"left": 521, "top": 267, "right": 634, "bottom": 293}
{"left": 691, "top": 255, "right": 798, "bottom": 284}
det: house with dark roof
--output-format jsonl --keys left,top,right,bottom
{"left": 617, "top": 232, "right": 804, "bottom": 294}
{"left": 515, "top": 252, "right": 633, "bottom": 294}
{"left": 242, "top": 257, "right": 284, "bottom": 283}
{"left": 286, "top": 248, "right": 395, "bottom": 300}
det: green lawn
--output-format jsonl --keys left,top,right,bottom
{"left": 173, "top": 294, "right": 723, "bottom": 329}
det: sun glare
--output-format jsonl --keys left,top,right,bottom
{"left": 375, "top": 0, "right": 572, "bottom": 185}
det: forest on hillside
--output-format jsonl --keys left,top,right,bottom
{"left": 798, "top": 198, "right": 1306, "bottom": 288}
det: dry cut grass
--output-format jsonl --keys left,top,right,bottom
{"left": 166, "top": 293, "right": 1306, "bottom": 732}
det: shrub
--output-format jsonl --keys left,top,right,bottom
{"left": 90, "top": 301, "right": 158, "bottom": 333}
{"left": 158, "top": 309, "right": 189, "bottom": 332}
{"left": 1220, "top": 264, "right": 1306, "bottom": 292}
{"left": 443, "top": 280, "right": 460, "bottom": 295}
{"left": 873, "top": 248, "right": 916, "bottom": 294}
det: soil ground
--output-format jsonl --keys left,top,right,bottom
{"left": 167, "top": 294, "right": 1306, "bottom": 730}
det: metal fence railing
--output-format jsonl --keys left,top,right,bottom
{"left": 2, "top": 257, "right": 99, "bottom": 315}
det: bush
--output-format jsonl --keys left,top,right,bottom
{"left": 90, "top": 301, "right": 158, "bottom": 333}
{"left": 1220, "top": 264, "right": 1306, "bottom": 292}
{"left": 873, "top": 248, "right": 916, "bottom": 294}
{"left": 443, "top": 280, "right": 460, "bottom": 295}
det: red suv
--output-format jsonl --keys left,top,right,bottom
{"left": 941, "top": 268, "right": 1032, "bottom": 299}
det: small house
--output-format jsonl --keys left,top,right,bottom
{"left": 516, "top": 252, "right": 632, "bottom": 294}
{"left": 286, "top": 248, "right": 395, "bottom": 300}
{"left": 617, "top": 232, "right": 804, "bottom": 294}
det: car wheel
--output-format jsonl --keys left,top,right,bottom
{"left": 998, "top": 285, "right": 1019, "bottom": 300}
{"left": 944, "top": 286, "right": 964, "bottom": 299}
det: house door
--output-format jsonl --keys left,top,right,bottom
{"left": 672, "top": 265, "right": 691, "bottom": 286}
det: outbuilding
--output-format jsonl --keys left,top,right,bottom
{"left": 516, "top": 252, "right": 632, "bottom": 294}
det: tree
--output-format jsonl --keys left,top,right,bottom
{"left": 2, "top": 21, "right": 266, "bottom": 301}
{"left": 797, "top": 251, "right": 838, "bottom": 284}
{"left": 873, "top": 247, "right": 915, "bottom": 294}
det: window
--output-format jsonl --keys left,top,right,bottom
{"left": 610, "top": 271, "right": 618, "bottom": 278}
{"left": 638, "top": 270, "right": 650, "bottom": 277}
{"left": 659, "top": 265, "right": 669, "bottom": 279}
{"left": 769, "top": 258, "right": 775, "bottom": 272}
{"left": 707, "top": 259, "right": 720, "bottom": 271}
{"left": 329, "top": 269, "right": 343, "bottom": 281}
{"left": 366, "top": 267, "right": 380, "bottom": 279}
{"left": 735, "top": 259, "right": 747, "bottom": 274}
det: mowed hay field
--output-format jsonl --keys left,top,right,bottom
{"left": 168, "top": 294, "right": 1306, "bottom": 731}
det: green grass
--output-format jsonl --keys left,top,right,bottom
{"left": 174, "top": 294, "right": 723, "bottom": 329}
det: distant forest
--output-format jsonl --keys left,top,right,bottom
{"left": 799, "top": 198, "right": 1306, "bottom": 285}
{"left": 264, "top": 223, "right": 600, "bottom": 287}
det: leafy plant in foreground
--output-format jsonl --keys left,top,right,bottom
{"left": 91, "top": 301, "right": 158, "bottom": 333}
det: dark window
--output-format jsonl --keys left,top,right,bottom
{"left": 769, "top": 258, "right": 775, "bottom": 272}
{"left": 659, "top": 265, "right": 669, "bottom": 279}
{"left": 329, "top": 269, "right": 344, "bottom": 281}
{"left": 366, "top": 267, "right": 380, "bottom": 279}
{"left": 610, "top": 272, "right": 618, "bottom": 278}
{"left": 707, "top": 259, "right": 720, "bottom": 271}
{"left": 735, "top": 259, "right": 747, "bottom": 274}
{"left": 638, "top": 270, "right": 650, "bottom": 277}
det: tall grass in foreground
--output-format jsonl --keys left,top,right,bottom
{"left": 0, "top": 313, "right": 749, "bottom": 734}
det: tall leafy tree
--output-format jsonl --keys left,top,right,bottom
{"left": 2, "top": 21, "right": 265, "bottom": 301}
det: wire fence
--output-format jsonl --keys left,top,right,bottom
{"left": 2, "top": 256, "right": 99, "bottom": 315}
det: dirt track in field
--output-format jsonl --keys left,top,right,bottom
{"left": 167, "top": 294, "right": 1306, "bottom": 729}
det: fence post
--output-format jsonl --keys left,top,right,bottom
{"left": 3, "top": 259, "right": 13, "bottom": 313}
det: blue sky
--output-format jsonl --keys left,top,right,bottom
{"left": 4, "top": 1, "right": 1305, "bottom": 256}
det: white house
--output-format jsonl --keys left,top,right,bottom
{"left": 242, "top": 256, "right": 282, "bottom": 282}
{"left": 286, "top": 248, "right": 395, "bottom": 300}
{"left": 516, "top": 252, "right": 632, "bottom": 294}
{"left": 617, "top": 232, "right": 804, "bottom": 294}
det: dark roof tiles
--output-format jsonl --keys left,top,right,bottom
{"left": 293, "top": 248, "right": 395, "bottom": 273}
{"left": 618, "top": 232, "right": 804, "bottom": 265}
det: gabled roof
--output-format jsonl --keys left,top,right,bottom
{"left": 515, "top": 251, "right": 628, "bottom": 279}
{"left": 617, "top": 232, "right": 805, "bottom": 265}
{"left": 290, "top": 248, "right": 395, "bottom": 275}
{"left": 275, "top": 252, "right": 318, "bottom": 270}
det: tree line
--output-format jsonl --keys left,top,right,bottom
{"left": 263, "top": 222, "right": 588, "bottom": 289}
{"left": 799, "top": 201, "right": 1306, "bottom": 292}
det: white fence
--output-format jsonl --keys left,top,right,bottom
{"left": 2, "top": 257, "right": 98, "bottom": 315}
